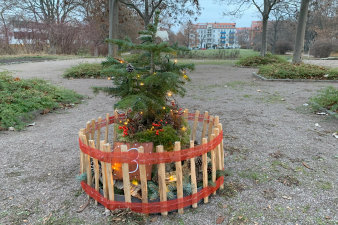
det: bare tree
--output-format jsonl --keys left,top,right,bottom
{"left": 220, "top": 0, "right": 288, "bottom": 56}
{"left": 118, "top": 0, "right": 200, "bottom": 28}
{"left": 21, "top": 0, "right": 81, "bottom": 53}
{"left": 0, "top": 0, "right": 17, "bottom": 48}
{"left": 292, "top": 0, "right": 310, "bottom": 63}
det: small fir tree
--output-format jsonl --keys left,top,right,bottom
{"left": 96, "top": 10, "right": 194, "bottom": 148}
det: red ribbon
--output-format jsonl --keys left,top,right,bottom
{"left": 81, "top": 176, "right": 224, "bottom": 214}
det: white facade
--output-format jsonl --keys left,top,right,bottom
{"left": 193, "top": 23, "right": 239, "bottom": 49}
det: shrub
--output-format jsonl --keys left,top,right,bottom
{"left": 310, "top": 86, "right": 338, "bottom": 114}
{"left": 63, "top": 63, "right": 104, "bottom": 78}
{"left": 311, "top": 40, "right": 333, "bottom": 58}
{"left": 275, "top": 41, "right": 293, "bottom": 55}
{"left": 236, "top": 53, "right": 287, "bottom": 67}
{"left": 0, "top": 72, "right": 83, "bottom": 130}
{"left": 258, "top": 62, "right": 338, "bottom": 80}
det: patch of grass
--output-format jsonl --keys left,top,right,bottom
{"left": 316, "top": 181, "right": 333, "bottom": 190}
{"left": 278, "top": 175, "right": 300, "bottom": 186}
{"left": 63, "top": 63, "right": 105, "bottom": 78}
{"left": 5, "top": 171, "right": 22, "bottom": 177}
{"left": 219, "top": 181, "right": 245, "bottom": 199}
{"left": 309, "top": 86, "right": 338, "bottom": 114}
{"left": 225, "top": 81, "right": 252, "bottom": 89}
{"left": 236, "top": 53, "right": 286, "bottom": 67}
{"left": 238, "top": 170, "right": 270, "bottom": 183}
{"left": 228, "top": 214, "right": 249, "bottom": 225}
{"left": 271, "top": 160, "right": 290, "bottom": 170}
{"left": 0, "top": 72, "right": 83, "bottom": 130}
{"left": 258, "top": 92, "right": 285, "bottom": 103}
{"left": 258, "top": 63, "right": 338, "bottom": 80}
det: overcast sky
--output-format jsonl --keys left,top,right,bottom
{"left": 172, "top": 0, "right": 261, "bottom": 32}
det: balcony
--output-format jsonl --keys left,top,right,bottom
{"left": 220, "top": 32, "right": 226, "bottom": 34}
{"left": 220, "top": 36, "right": 226, "bottom": 39}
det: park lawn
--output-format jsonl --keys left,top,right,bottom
{"left": 177, "top": 59, "right": 237, "bottom": 66}
{"left": 178, "top": 49, "right": 258, "bottom": 59}
{"left": 0, "top": 71, "right": 83, "bottom": 130}
{"left": 0, "top": 54, "right": 103, "bottom": 65}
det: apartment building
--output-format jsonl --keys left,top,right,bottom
{"left": 191, "top": 22, "right": 239, "bottom": 49}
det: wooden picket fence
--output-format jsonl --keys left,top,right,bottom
{"left": 78, "top": 109, "right": 224, "bottom": 215}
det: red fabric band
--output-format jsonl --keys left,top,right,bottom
{"left": 81, "top": 176, "right": 224, "bottom": 214}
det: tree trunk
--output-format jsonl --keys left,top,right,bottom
{"left": 113, "top": 0, "right": 119, "bottom": 56}
{"left": 260, "top": 15, "right": 269, "bottom": 56}
{"left": 0, "top": 13, "right": 9, "bottom": 46}
{"left": 108, "top": 0, "right": 118, "bottom": 57}
{"left": 292, "top": 0, "right": 310, "bottom": 64}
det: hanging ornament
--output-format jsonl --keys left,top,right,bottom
{"left": 126, "top": 63, "right": 134, "bottom": 73}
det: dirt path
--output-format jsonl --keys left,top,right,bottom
{"left": 0, "top": 60, "right": 337, "bottom": 225}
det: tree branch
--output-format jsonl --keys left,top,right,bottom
{"left": 119, "top": 0, "right": 145, "bottom": 21}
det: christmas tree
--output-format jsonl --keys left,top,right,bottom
{"left": 96, "top": 10, "right": 194, "bottom": 148}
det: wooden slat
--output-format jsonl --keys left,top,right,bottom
{"left": 96, "top": 117, "right": 102, "bottom": 150}
{"left": 104, "top": 143, "right": 115, "bottom": 201}
{"left": 190, "top": 140, "right": 198, "bottom": 208}
{"left": 175, "top": 142, "right": 184, "bottom": 214}
{"left": 91, "top": 119, "right": 96, "bottom": 141}
{"left": 191, "top": 110, "right": 200, "bottom": 142}
{"left": 100, "top": 140, "right": 108, "bottom": 200}
{"left": 207, "top": 116, "right": 214, "bottom": 142}
{"left": 121, "top": 145, "right": 131, "bottom": 203}
{"left": 113, "top": 110, "right": 118, "bottom": 142}
{"left": 211, "top": 129, "right": 218, "bottom": 195}
{"left": 217, "top": 123, "right": 224, "bottom": 190}
{"left": 183, "top": 109, "right": 189, "bottom": 121}
{"left": 217, "top": 123, "right": 224, "bottom": 170}
{"left": 89, "top": 140, "right": 100, "bottom": 205}
{"left": 79, "top": 130, "right": 85, "bottom": 174}
{"left": 105, "top": 113, "right": 109, "bottom": 143}
{"left": 138, "top": 146, "right": 148, "bottom": 213}
{"left": 157, "top": 145, "right": 168, "bottom": 216}
{"left": 85, "top": 121, "right": 91, "bottom": 142}
{"left": 214, "top": 116, "right": 220, "bottom": 127}
{"left": 202, "top": 138, "right": 208, "bottom": 203}
{"left": 201, "top": 111, "right": 209, "bottom": 143}
{"left": 81, "top": 134, "right": 92, "bottom": 193}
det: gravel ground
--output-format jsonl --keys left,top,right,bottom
{"left": 0, "top": 59, "right": 337, "bottom": 225}
{"left": 303, "top": 59, "right": 338, "bottom": 68}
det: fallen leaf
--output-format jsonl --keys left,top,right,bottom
{"left": 302, "top": 162, "right": 312, "bottom": 170}
{"left": 325, "top": 216, "right": 331, "bottom": 220}
{"left": 76, "top": 199, "right": 90, "bottom": 213}
{"left": 282, "top": 195, "right": 292, "bottom": 200}
{"left": 41, "top": 109, "right": 50, "bottom": 115}
{"left": 223, "top": 204, "right": 228, "bottom": 209}
{"left": 216, "top": 216, "right": 225, "bottom": 224}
